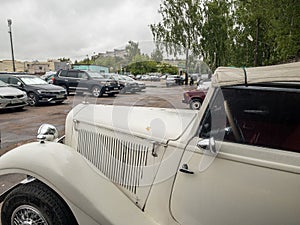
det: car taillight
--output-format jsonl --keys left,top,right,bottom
{"left": 52, "top": 77, "right": 55, "bottom": 81}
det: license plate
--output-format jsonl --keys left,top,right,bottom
{"left": 11, "top": 99, "right": 21, "bottom": 104}
{"left": 56, "top": 95, "right": 64, "bottom": 98}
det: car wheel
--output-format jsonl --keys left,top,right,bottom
{"left": 91, "top": 85, "right": 103, "bottom": 97}
{"left": 120, "top": 87, "right": 126, "bottom": 94}
{"left": 1, "top": 181, "right": 77, "bottom": 225}
{"left": 28, "top": 92, "right": 39, "bottom": 106}
{"left": 189, "top": 99, "right": 202, "bottom": 110}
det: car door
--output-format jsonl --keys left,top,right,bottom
{"left": 64, "top": 70, "right": 80, "bottom": 91}
{"left": 76, "top": 71, "right": 90, "bottom": 92}
{"left": 171, "top": 85, "right": 300, "bottom": 225}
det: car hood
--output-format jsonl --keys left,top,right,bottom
{"left": 0, "top": 86, "right": 25, "bottom": 96}
{"left": 29, "top": 84, "right": 65, "bottom": 90}
{"left": 67, "top": 103, "right": 197, "bottom": 143}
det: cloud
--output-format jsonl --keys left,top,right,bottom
{"left": 0, "top": 0, "right": 162, "bottom": 62}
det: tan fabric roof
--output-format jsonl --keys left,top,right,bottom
{"left": 212, "top": 62, "right": 300, "bottom": 87}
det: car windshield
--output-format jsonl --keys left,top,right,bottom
{"left": 87, "top": 71, "right": 105, "bottom": 79}
{"left": 20, "top": 77, "right": 48, "bottom": 85}
{"left": 0, "top": 80, "right": 8, "bottom": 87}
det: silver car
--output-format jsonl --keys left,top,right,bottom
{"left": 0, "top": 80, "right": 27, "bottom": 110}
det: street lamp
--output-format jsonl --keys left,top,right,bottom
{"left": 7, "top": 19, "right": 16, "bottom": 72}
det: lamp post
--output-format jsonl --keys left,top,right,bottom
{"left": 7, "top": 19, "right": 16, "bottom": 72}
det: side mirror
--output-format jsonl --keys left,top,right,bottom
{"left": 37, "top": 124, "right": 58, "bottom": 141}
{"left": 17, "top": 81, "right": 23, "bottom": 87}
{"left": 197, "top": 137, "right": 217, "bottom": 154}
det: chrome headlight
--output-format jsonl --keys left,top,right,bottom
{"left": 37, "top": 124, "right": 58, "bottom": 141}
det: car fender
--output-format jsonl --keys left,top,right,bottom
{"left": 0, "top": 141, "right": 158, "bottom": 225}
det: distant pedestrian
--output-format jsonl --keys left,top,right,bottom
{"left": 190, "top": 76, "right": 194, "bottom": 86}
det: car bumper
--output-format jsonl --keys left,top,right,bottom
{"left": 38, "top": 94, "right": 67, "bottom": 103}
{"left": 0, "top": 97, "right": 28, "bottom": 109}
{"left": 103, "top": 86, "right": 120, "bottom": 94}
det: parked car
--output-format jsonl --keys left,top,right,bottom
{"left": 103, "top": 73, "right": 140, "bottom": 93}
{"left": 182, "top": 89, "right": 207, "bottom": 110}
{"left": 0, "top": 80, "right": 27, "bottom": 110}
{"left": 121, "top": 75, "right": 146, "bottom": 91}
{"left": 0, "top": 74, "right": 67, "bottom": 106}
{"left": 166, "top": 75, "right": 184, "bottom": 86}
{"left": 53, "top": 70, "right": 120, "bottom": 97}
{"left": 40, "top": 72, "right": 56, "bottom": 84}
{"left": 1, "top": 62, "right": 300, "bottom": 225}
{"left": 182, "top": 80, "right": 211, "bottom": 110}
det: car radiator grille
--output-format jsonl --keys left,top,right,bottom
{"left": 77, "top": 129, "right": 151, "bottom": 194}
{"left": 4, "top": 95, "right": 24, "bottom": 99}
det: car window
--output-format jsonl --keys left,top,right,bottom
{"left": 0, "top": 76, "right": 9, "bottom": 83}
{"left": 78, "top": 72, "right": 88, "bottom": 79}
{"left": 87, "top": 71, "right": 105, "bottom": 79}
{"left": 199, "top": 85, "right": 300, "bottom": 153}
{"left": 67, "top": 71, "right": 78, "bottom": 78}
{"left": 10, "top": 77, "right": 21, "bottom": 85}
{"left": 0, "top": 80, "right": 7, "bottom": 87}
{"left": 59, "top": 70, "right": 68, "bottom": 77}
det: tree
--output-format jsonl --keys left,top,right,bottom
{"left": 232, "top": 0, "right": 300, "bottom": 66}
{"left": 201, "top": 0, "right": 233, "bottom": 70}
{"left": 125, "top": 41, "right": 142, "bottom": 63}
{"left": 150, "top": 0, "right": 203, "bottom": 83}
{"left": 151, "top": 47, "right": 164, "bottom": 62}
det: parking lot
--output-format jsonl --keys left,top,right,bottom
{"left": 0, "top": 82, "right": 193, "bottom": 212}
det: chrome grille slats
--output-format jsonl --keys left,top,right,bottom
{"left": 77, "top": 128, "right": 151, "bottom": 194}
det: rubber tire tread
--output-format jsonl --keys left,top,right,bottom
{"left": 1, "top": 180, "right": 78, "bottom": 225}
{"left": 28, "top": 92, "right": 39, "bottom": 106}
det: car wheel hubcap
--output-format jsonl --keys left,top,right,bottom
{"left": 28, "top": 95, "right": 36, "bottom": 106}
{"left": 93, "top": 88, "right": 100, "bottom": 97}
{"left": 191, "top": 101, "right": 201, "bottom": 110}
{"left": 11, "top": 205, "right": 48, "bottom": 225}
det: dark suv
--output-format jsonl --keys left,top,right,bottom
{"left": 0, "top": 73, "right": 67, "bottom": 106}
{"left": 53, "top": 70, "right": 120, "bottom": 97}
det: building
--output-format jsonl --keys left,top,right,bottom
{"left": 0, "top": 59, "right": 70, "bottom": 74}
{"left": 0, "top": 60, "right": 26, "bottom": 72}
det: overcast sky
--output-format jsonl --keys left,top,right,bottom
{"left": 0, "top": 0, "right": 162, "bottom": 62}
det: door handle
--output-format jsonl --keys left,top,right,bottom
{"left": 179, "top": 163, "right": 194, "bottom": 174}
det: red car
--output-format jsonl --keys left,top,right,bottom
{"left": 182, "top": 81, "right": 211, "bottom": 110}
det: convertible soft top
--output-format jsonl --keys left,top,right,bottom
{"left": 212, "top": 61, "right": 300, "bottom": 87}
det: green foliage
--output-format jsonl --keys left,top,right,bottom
{"left": 158, "top": 62, "right": 178, "bottom": 74}
{"left": 150, "top": 0, "right": 203, "bottom": 56}
{"left": 201, "top": 0, "right": 233, "bottom": 70}
{"left": 151, "top": 47, "right": 164, "bottom": 62}
{"left": 126, "top": 60, "right": 178, "bottom": 75}
{"left": 151, "top": 0, "right": 300, "bottom": 70}
{"left": 57, "top": 57, "right": 71, "bottom": 62}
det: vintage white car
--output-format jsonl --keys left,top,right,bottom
{"left": 1, "top": 62, "right": 300, "bottom": 225}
